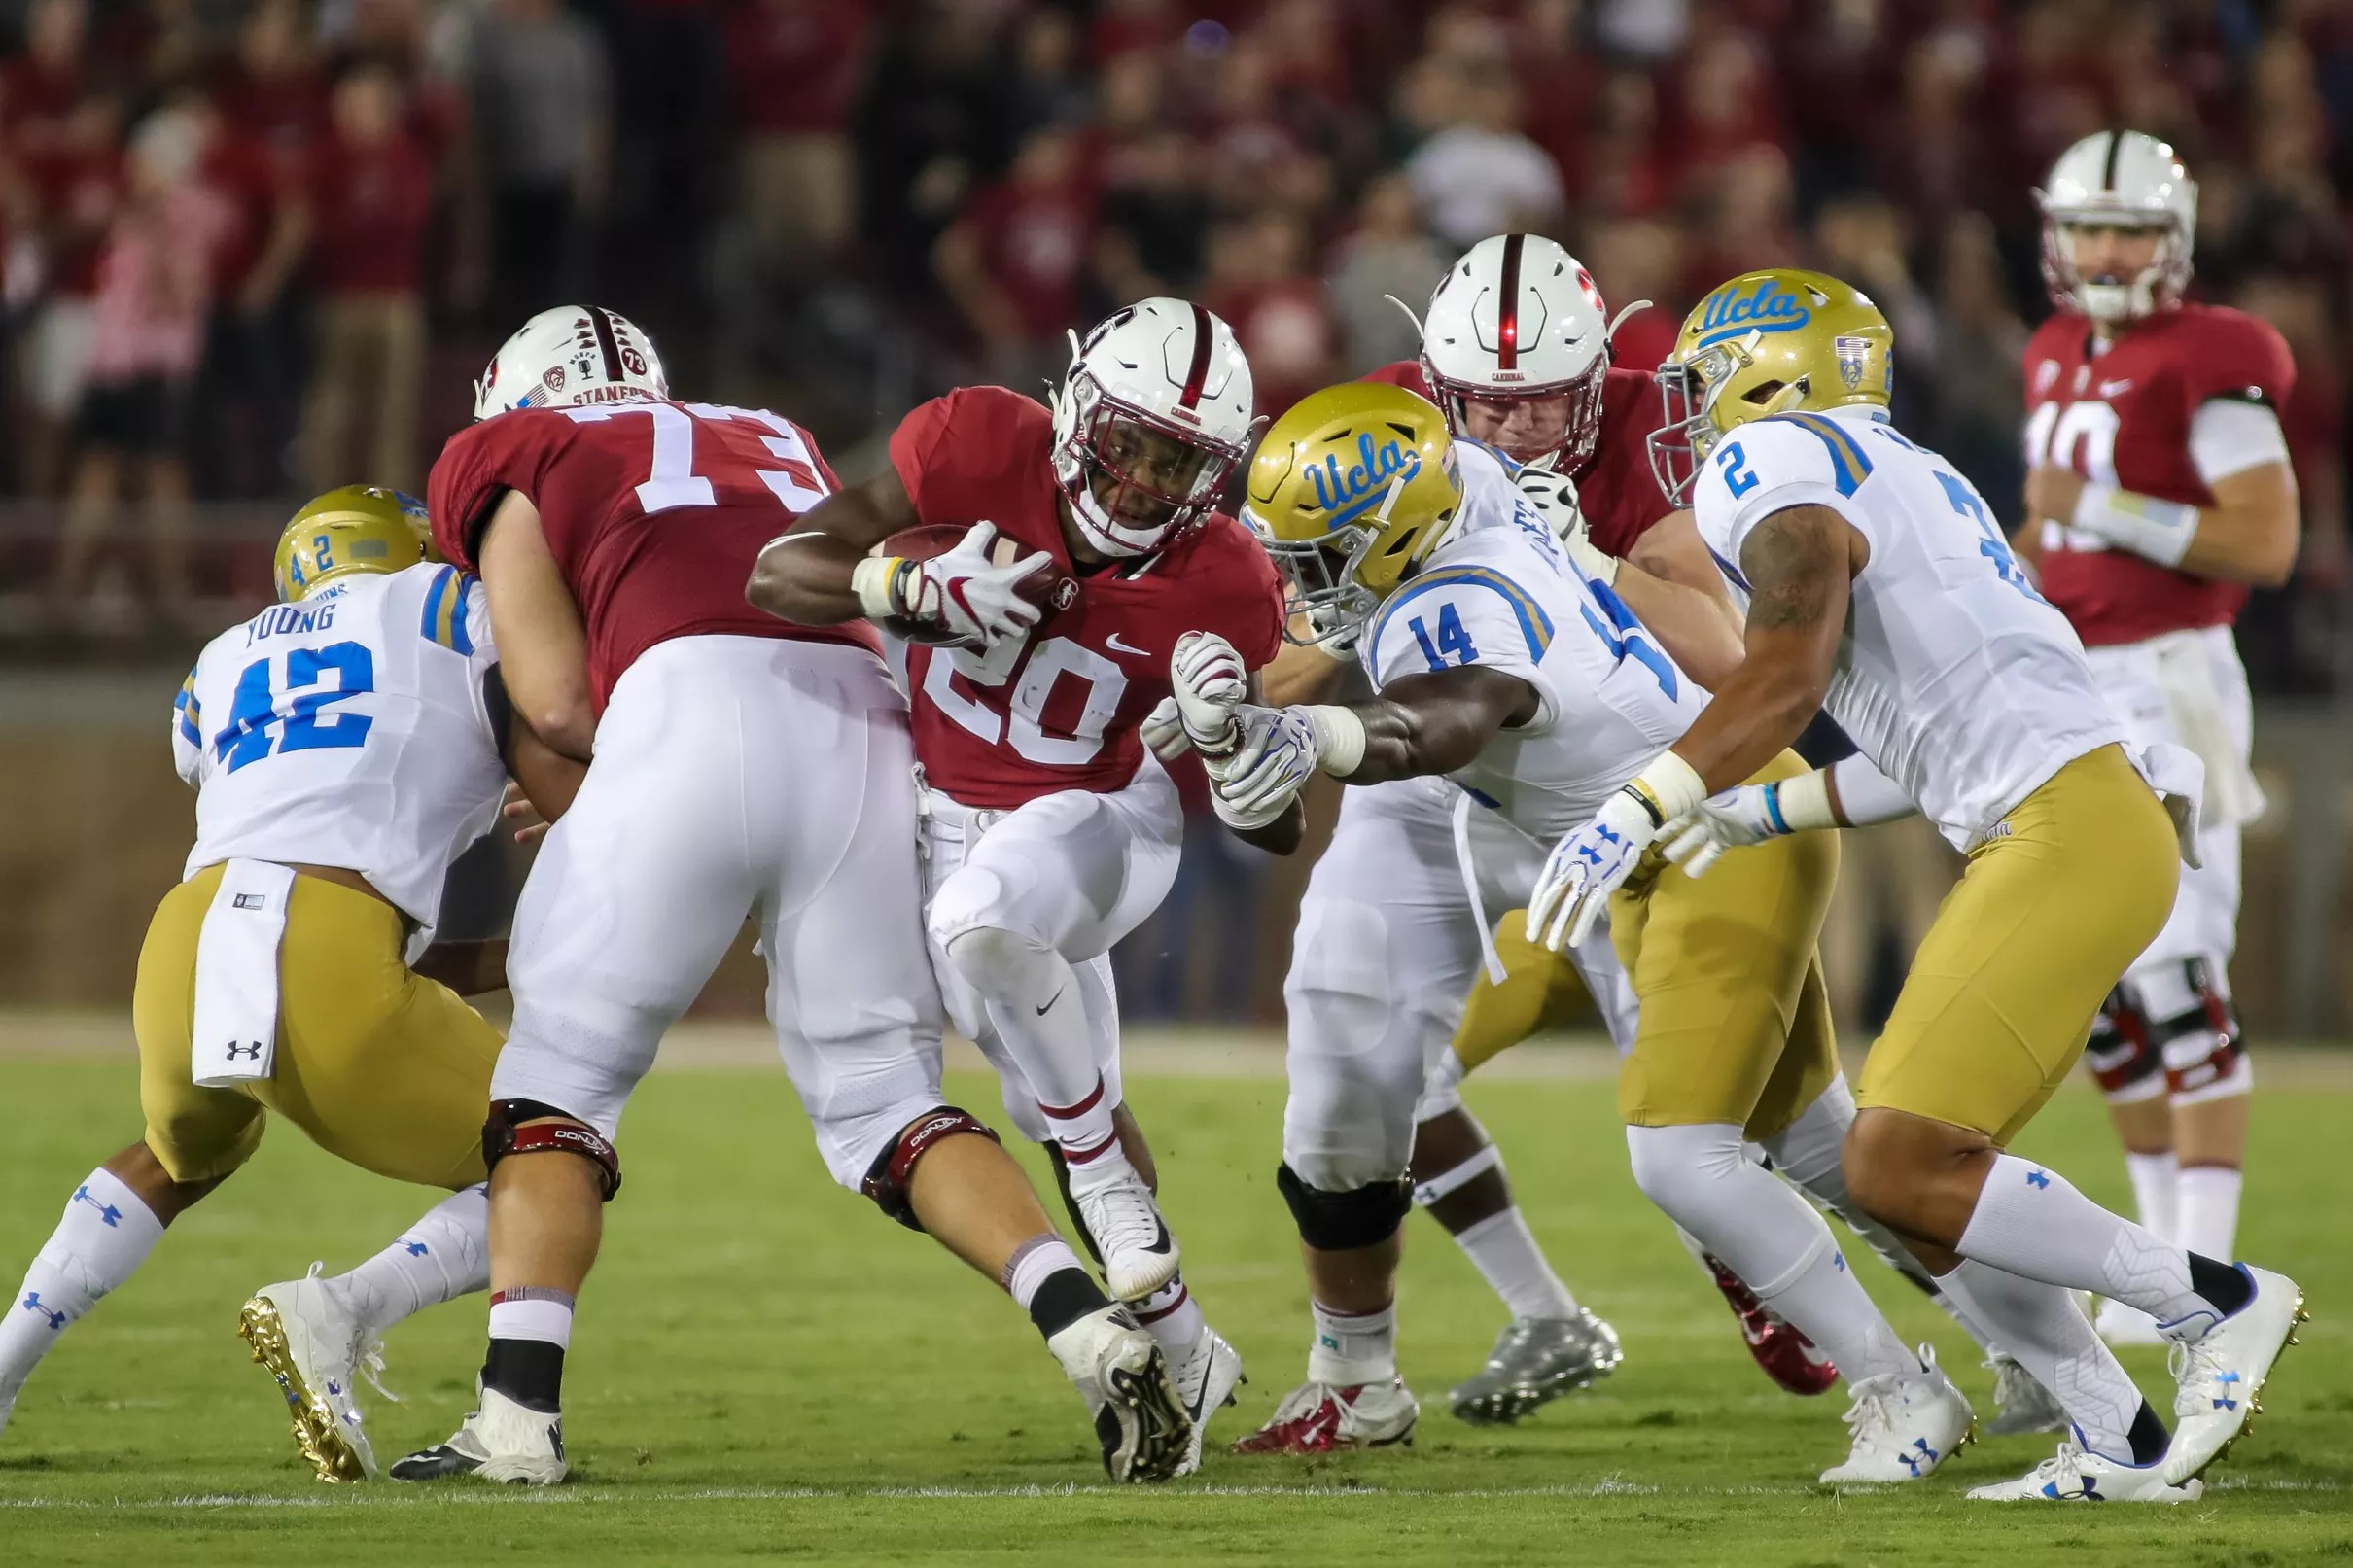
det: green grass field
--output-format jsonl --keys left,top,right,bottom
{"left": 0, "top": 1048, "right": 2343, "bottom": 1567}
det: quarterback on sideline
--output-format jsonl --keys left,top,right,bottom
{"left": 0, "top": 488, "right": 581, "bottom": 1482}
{"left": 750, "top": 298, "right": 1285, "bottom": 1470}
{"left": 2017, "top": 131, "right": 2297, "bottom": 1347}
{"left": 1170, "top": 380, "right": 1980, "bottom": 1483}
{"left": 398, "top": 307, "right": 1193, "bottom": 1487}
{"left": 1552, "top": 267, "right": 2304, "bottom": 1502}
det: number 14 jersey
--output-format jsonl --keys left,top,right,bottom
{"left": 429, "top": 400, "right": 878, "bottom": 711}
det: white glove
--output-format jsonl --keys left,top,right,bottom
{"left": 1141, "top": 697, "right": 1190, "bottom": 762}
{"left": 1209, "top": 704, "right": 1319, "bottom": 823}
{"left": 1171, "top": 630, "right": 1247, "bottom": 756}
{"left": 1661, "top": 783, "right": 1794, "bottom": 878}
{"left": 1525, "top": 754, "right": 1708, "bottom": 952}
{"left": 1519, "top": 467, "right": 1616, "bottom": 585}
{"left": 898, "top": 522, "right": 1051, "bottom": 647}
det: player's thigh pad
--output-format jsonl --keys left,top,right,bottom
{"left": 134, "top": 868, "right": 264, "bottom": 1184}
{"left": 1282, "top": 783, "right": 1484, "bottom": 1189}
{"left": 1859, "top": 744, "right": 2180, "bottom": 1144}
{"left": 1614, "top": 750, "right": 1839, "bottom": 1132}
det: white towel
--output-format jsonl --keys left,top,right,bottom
{"left": 2150, "top": 631, "right": 2265, "bottom": 830}
{"left": 2127, "top": 741, "right": 2208, "bottom": 871}
{"left": 1449, "top": 790, "right": 1509, "bottom": 986}
{"left": 190, "top": 858, "right": 295, "bottom": 1087}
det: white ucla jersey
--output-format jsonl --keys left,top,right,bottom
{"left": 1362, "top": 441, "right": 1710, "bottom": 840}
{"left": 1690, "top": 406, "right": 2123, "bottom": 847}
{"left": 172, "top": 563, "right": 509, "bottom": 937}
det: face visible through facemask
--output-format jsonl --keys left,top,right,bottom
{"left": 2065, "top": 222, "right": 2165, "bottom": 290}
{"left": 1086, "top": 414, "right": 1214, "bottom": 529}
{"left": 1458, "top": 394, "right": 1571, "bottom": 464}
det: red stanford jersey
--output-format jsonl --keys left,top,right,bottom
{"left": 890, "top": 386, "right": 1285, "bottom": 809}
{"left": 429, "top": 401, "right": 876, "bottom": 710}
{"left": 2025, "top": 303, "right": 2295, "bottom": 647}
{"left": 1364, "top": 362, "right": 1678, "bottom": 557}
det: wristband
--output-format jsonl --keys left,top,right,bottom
{"left": 1623, "top": 750, "right": 1708, "bottom": 827}
{"left": 853, "top": 555, "right": 905, "bottom": 620}
{"left": 1563, "top": 528, "right": 1619, "bottom": 586}
{"left": 1768, "top": 769, "right": 1840, "bottom": 832}
{"left": 2071, "top": 483, "right": 2200, "bottom": 569}
{"left": 1305, "top": 705, "right": 1368, "bottom": 778}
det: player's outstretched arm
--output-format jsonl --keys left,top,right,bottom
{"left": 1322, "top": 666, "right": 1538, "bottom": 784}
{"left": 744, "top": 469, "right": 920, "bottom": 626}
{"left": 1660, "top": 504, "right": 1862, "bottom": 794}
{"left": 477, "top": 492, "right": 595, "bottom": 761}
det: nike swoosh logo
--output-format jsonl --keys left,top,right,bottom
{"left": 2097, "top": 379, "right": 2133, "bottom": 397}
{"left": 1105, "top": 633, "right": 1147, "bottom": 656}
{"left": 1141, "top": 1221, "right": 1173, "bottom": 1255}
{"left": 1036, "top": 988, "right": 1065, "bottom": 1016}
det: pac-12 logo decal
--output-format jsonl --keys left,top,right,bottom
{"left": 1835, "top": 335, "right": 1872, "bottom": 390}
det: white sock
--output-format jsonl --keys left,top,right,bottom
{"left": 328, "top": 1184, "right": 489, "bottom": 1336}
{"left": 1001, "top": 1236, "right": 1087, "bottom": 1312}
{"left": 486, "top": 1289, "right": 573, "bottom": 1349}
{"left": 0, "top": 1168, "right": 165, "bottom": 1393}
{"left": 2176, "top": 1166, "right": 2242, "bottom": 1263}
{"left": 1955, "top": 1154, "right": 2220, "bottom": 1327}
{"left": 1133, "top": 1272, "right": 1206, "bottom": 1350}
{"left": 1453, "top": 1208, "right": 1576, "bottom": 1320}
{"left": 1765, "top": 1075, "right": 1942, "bottom": 1296}
{"left": 2124, "top": 1149, "right": 2180, "bottom": 1240}
{"left": 1308, "top": 1300, "right": 1396, "bottom": 1385}
{"left": 1628, "top": 1123, "right": 1915, "bottom": 1382}
{"left": 1939, "top": 1260, "right": 2148, "bottom": 1461}
{"left": 946, "top": 927, "right": 1118, "bottom": 1163}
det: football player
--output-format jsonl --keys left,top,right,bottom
{"left": 0, "top": 487, "right": 582, "bottom": 1481}
{"left": 396, "top": 308, "right": 1193, "bottom": 1487}
{"left": 1173, "top": 380, "right": 1980, "bottom": 1483}
{"left": 2016, "top": 132, "right": 2296, "bottom": 1346}
{"left": 748, "top": 298, "right": 1283, "bottom": 1470}
{"left": 1569, "top": 268, "right": 2302, "bottom": 1501}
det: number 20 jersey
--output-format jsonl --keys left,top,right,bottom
{"left": 1361, "top": 439, "right": 1709, "bottom": 840}
{"left": 171, "top": 564, "right": 510, "bottom": 938}
{"left": 429, "top": 400, "right": 879, "bottom": 711}
{"left": 1689, "top": 406, "right": 2122, "bottom": 848}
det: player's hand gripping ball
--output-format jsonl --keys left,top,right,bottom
{"left": 878, "top": 522, "right": 1076, "bottom": 648}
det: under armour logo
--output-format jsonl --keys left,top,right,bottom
{"left": 1902, "top": 1439, "right": 1938, "bottom": 1476}
{"left": 2212, "top": 1370, "right": 2241, "bottom": 1411}
{"left": 1577, "top": 844, "right": 1605, "bottom": 866}
{"left": 71, "top": 1185, "right": 123, "bottom": 1228}
{"left": 20, "top": 1291, "right": 66, "bottom": 1331}
{"left": 404, "top": 1240, "right": 430, "bottom": 1257}
{"left": 2026, "top": 1168, "right": 2051, "bottom": 1189}
{"left": 1833, "top": 1252, "right": 1847, "bottom": 1272}
{"left": 224, "top": 1041, "right": 264, "bottom": 1061}
{"left": 1595, "top": 823, "right": 1623, "bottom": 845}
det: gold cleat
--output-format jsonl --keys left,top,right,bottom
{"left": 238, "top": 1290, "right": 370, "bottom": 1483}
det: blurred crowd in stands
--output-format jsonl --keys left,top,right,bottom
{"left": 0, "top": 0, "right": 2345, "bottom": 687}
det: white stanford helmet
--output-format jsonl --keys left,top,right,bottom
{"left": 2037, "top": 130, "right": 2198, "bottom": 324}
{"left": 474, "top": 304, "right": 670, "bottom": 420}
{"left": 1413, "top": 233, "right": 1621, "bottom": 472}
{"left": 1049, "top": 297, "right": 1255, "bottom": 558}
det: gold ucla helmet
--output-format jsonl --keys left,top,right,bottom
{"left": 1649, "top": 269, "right": 1894, "bottom": 503}
{"left": 273, "top": 485, "right": 432, "bottom": 602}
{"left": 1243, "top": 383, "right": 1463, "bottom": 644}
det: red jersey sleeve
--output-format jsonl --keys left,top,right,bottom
{"left": 2178, "top": 309, "right": 2296, "bottom": 416}
{"left": 427, "top": 412, "right": 577, "bottom": 573}
{"left": 1362, "top": 360, "right": 1432, "bottom": 399}
{"left": 889, "top": 386, "right": 1056, "bottom": 540}
{"left": 1580, "top": 367, "right": 1680, "bottom": 558}
{"left": 1186, "top": 514, "right": 1287, "bottom": 669}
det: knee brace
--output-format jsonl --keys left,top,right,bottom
{"left": 2154, "top": 958, "right": 2248, "bottom": 1104}
{"left": 1276, "top": 1162, "right": 1414, "bottom": 1252}
{"left": 2084, "top": 985, "right": 2165, "bottom": 1104}
{"left": 483, "top": 1098, "right": 621, "bottom": 1202}
{"left": 860, "top": 1105, "right": 1001, "bottom": 1232}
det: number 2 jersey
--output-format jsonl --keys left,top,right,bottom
{"left": 889, "top": 385, "right": 1286, "bottom": 809}
{"left": 428, "top": 400, "right": 878, "bottom": 712}
{"left": 172, "top": 564, "right": 510, "bottom": 940}
{"left": 1361, "top": 439, "right": 1709, "bottom": 840}
{"left": 1690, "top": 406, "right": 2123, "bottom": 848}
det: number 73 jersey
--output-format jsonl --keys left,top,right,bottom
{"left": 1690, "top": 406, "right": 2123, "bottom": 849}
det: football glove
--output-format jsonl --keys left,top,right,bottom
{"left": 1661, "top": 783, "right": 1797, "bottom": 877}
{"left": 1171, "top": 630, "right": 1247, "bottom": 756}
{"left": 1526, "top": 753, "right": 1708, "bottom": 952}
{"left": 898, "top": 522, "right": 1053, "bottom": 647}
{"left": 1141, "top": 696, "right": 1190, "bottom": 762}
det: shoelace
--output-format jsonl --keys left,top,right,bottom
{"left": 355, "top": 1333, "right": 402, "bottom": 1405}
{"left": 2165, "top": 1333, "right": 2222, "bottom": 1417}
{"left": 1085, "top": 1183, "right": 1164, "bottom": 1252}
{"left": 2028, "top": 1439, "right": 2090, "bottom": 1485}
{"left": 1840, "top": 1377, "right": 1899, "bottom": 1446}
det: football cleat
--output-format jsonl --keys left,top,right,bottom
{"left": 1448, "top": 1309, "right": 1624, "bottom": 1425}
{"left": 1046, "top": 1304, "right": 1192, "bottom": 1483}
{"left": 1072, "top": 1169, "right": 1181, "bottom": 1302}
{"left": 237, "top": 1264, "right": 388, "bottom": 1482}
{"left": 2160, "top": 1265, "right": 2305, "bottom": 1485}
{"left": 1818, "top": 1345, "right": 1975, "bottom": 1483}
{"left": 388, "top": 1385, "right": 567, "bottom": 1485}
{"left": 1984, "top": 1353, "right": 2069, "bottom": 1437}
{"left": 1231, "top": 1378, "right": 1419, "bottom": 1456}
{"left": 1165, "top": 1324, "right": 1245, "bottom": 1477}
{"left": 1704, "top": 1251, "right": 1838, "bottom": 1395}
{"left": 2095, "top": 1297, "right": 2166, "bottom": 1347}
{"left": 1967, "top": 1439, "right": 2203, "bottom": 1503}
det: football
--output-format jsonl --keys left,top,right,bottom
{"left": 877, "top": 523, "right": 1077, "bottom": 646}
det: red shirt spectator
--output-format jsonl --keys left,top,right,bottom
{"left": 306, "top": 87, "right": 435, "bottom": 293}
{"left": 942, "top": 129, "right": 1095, "bottom": 346}
{"left": 195, "top": 119, "right": 291, "bottom": 300}
{"left": 20, "top": 103, "right": 123, "bottom": 299}
{"left": 213, "top": 0, "right": 328, "bottom": 152}
{"left": 0, "top": 0, "right": 88, "bottom": 155}
{"left": 723, "top": 0, "right": 872, "bottom": 134}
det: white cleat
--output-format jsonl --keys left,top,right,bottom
{"left": 2095, "top": 1297, "right": 2166, "bottom": 1347}
{"left": 1967, "top": 1438, "right": 2203, "bottom": 1502}
{"left": 1164, "top": 1325, "right": 1244, "bottom": 1477}
{"left": 1047, "top": 1304, "right": 1192, "bottom": 1483}
{"left": 1984, "top": 1353, "right": 2069, "bottom": 1437}
{"left": 1231, "top": 1377, "right": 1420, "bottom": 1455}
{"left": 2160, "top": 1264, "right": 2306, "bottom": 1486}
{"left": 1073, "top": 1169, "right": 1181, "bottom": 1302}
{"left": 238, "top": 1264, "right": 387, "bottom": 1482}
{"left": 388, "top": 1386, "right": 568, "bottom": 1485}
{"left": 1818, "top": 1345, "right": 1975, "bottom": 1483}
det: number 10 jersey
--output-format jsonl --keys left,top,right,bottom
{"left": 172, "top": 564, "right": 510, "bottom": 941}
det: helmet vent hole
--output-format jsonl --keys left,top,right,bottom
{"left": 1384, "top": 422, "right": 1417, "bottom": 438}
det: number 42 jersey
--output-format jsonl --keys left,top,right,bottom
{"left": 172, "top": 564, "right": 511, "bottom": 941}
{"left": 1689, "top": 406, "right": 2123, "bottom": 849}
